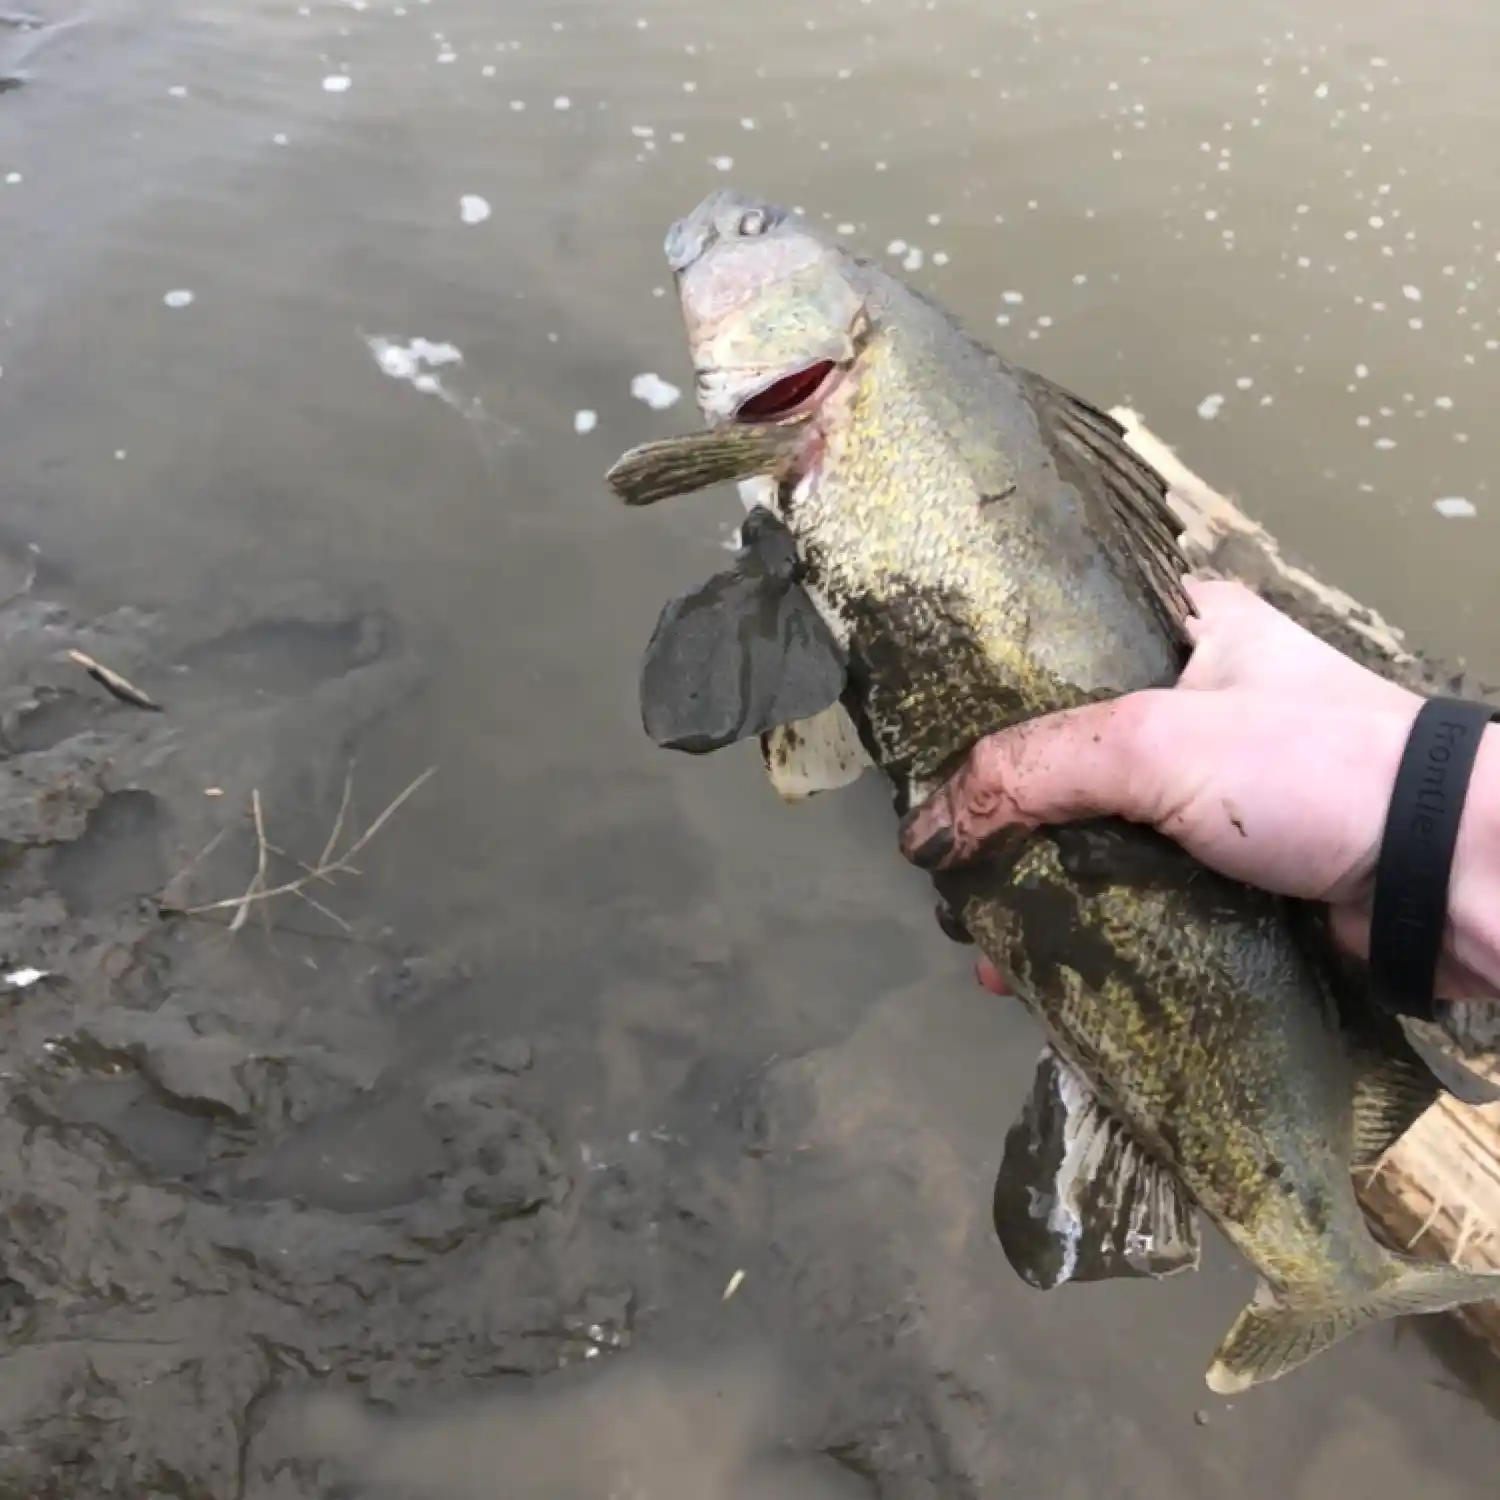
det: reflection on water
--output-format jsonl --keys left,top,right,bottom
{"left": 3, "top": 0, "right": 1500, "bottom": 1495}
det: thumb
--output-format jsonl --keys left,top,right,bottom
{"left": 897, "top": 692, "right": 1178, "bottom": 870}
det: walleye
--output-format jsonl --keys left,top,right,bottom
{"left": 607, "top": 188, "right": 1500, "bottom": 1394}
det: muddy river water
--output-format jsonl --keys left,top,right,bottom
{"left": 2, "top": 1, "right": 1499, "bottom": 1495}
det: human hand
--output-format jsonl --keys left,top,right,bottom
{"left": 898, "top": 579, "right": 1500, "bottom": 1004}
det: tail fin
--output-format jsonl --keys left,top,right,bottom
{"left": 1205, "top": 1258, "right": 1500, "bottom": 1395}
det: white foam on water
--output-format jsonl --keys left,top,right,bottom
{"left": 272, "top": 132, "right": 289, "bottom": 145}
{"left": 573, "top": 409, "right": 598, "bottom": 434}
{"left": 1196, "top": 393, "right": 1225, "bottom": 420}
{"left": 459, "top": 194, "right": 491, "bottom": 225}
{"left": 366, "top": 335, "right": 463, "bottom": 398}
{"left": 323, "top": 74, "right": 352, "bottom": 93}
{"left": 168, "top": 85, "right": 187, "bottom": 98}
{"left": 4, "top": 172, "right": 22, "bottom": 185}
{"left": 629, "top": 373, "right": 681, "bottom": 411}
{"left": 1434, "top": 497, "right": 1476, "bottom": 518}
{"left": 163, "top": 289, "right": 195, "bottom": 309}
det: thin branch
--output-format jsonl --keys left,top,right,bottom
{"left": 334, "top": 764, "right": 437, "bottom": 866}
{"left": 227, "top": 788, "right": 270, "bottom": 933}
{"left": 176, "top": 765, "right": 436, "bottom": 928}
{"left": 316, "top": 767, "right": 355, "bottom": 870}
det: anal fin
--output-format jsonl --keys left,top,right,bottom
{"left": 992, "top": 1047, "right": 1200, "bottom": 1290}
{"left": 759, "top": 703, "right": 872, "bottom": 802}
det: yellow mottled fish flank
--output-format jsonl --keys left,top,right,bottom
{"left": 619, "top": 187, "right": 1500, "bottom": 1393}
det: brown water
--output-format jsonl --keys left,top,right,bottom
{"left": 3, "top": 0, "right": 1499, "bottom": 1495}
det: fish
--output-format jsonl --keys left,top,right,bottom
{"left": 605, "top": 187, "right": 1500, "bottom": 1395}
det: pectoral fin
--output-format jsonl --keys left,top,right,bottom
{"left": 607, "top": 423, "right": 803, "bottom": 507}
{"left": 992, "top": 1047, "right": 1200, "bottom": 1290}
{"left": 760, "top": 703, "right": 872, "bottom": 801}
{"left": 639, "top": 512, "right": 847, "bottom": 755}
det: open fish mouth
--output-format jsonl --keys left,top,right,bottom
{"left": 733, "top": 359, "right": 840, "bottom": 423}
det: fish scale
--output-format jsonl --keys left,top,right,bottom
{"left": 607, "top": 187, "right": 1500, "bottom": 1393}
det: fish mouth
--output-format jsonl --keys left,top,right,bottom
{"left": 732, "top": 360, "right": 839, "bottom": 424}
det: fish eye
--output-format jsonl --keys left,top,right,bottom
{"left": 738, "top": 208, "right": 771, "bottom": 237}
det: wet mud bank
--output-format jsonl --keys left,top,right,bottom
{"left": 0, "top": 550, "right": 961, "bottom": 1499}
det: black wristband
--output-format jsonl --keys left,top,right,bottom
{"left": 1368, "top": 696, "right": 1499, "bottom": 1021}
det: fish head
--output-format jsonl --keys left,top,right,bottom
{"left": 666, "top": 188, "right": 868, "bottom": 428}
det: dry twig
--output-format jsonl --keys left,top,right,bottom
{"left": 67, "top": 648, "right": 162, "bottom": 712}
{"left": 165, "top": 765, "right": 436, "bottom": 930}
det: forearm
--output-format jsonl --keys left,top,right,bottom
{"left": 1446, "top": 726, "right": 1500, "bottom": 996}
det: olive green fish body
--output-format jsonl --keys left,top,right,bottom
{"left": 941, "top": 832, "right": 1390, "bottom": 1299}
{"left": 779, "top": 288, "right": 1400, "bottom": 1305}
{"left": 616, "top": 187, "right": 1500, "bottom": 1392}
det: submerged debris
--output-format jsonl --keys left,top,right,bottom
{"left": 66, "top": 648, "right": 162, "bottom": 712}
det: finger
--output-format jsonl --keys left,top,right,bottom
{"left": 1180, "top": 579, "right": 1415, "bottom": 713}
{"left": 975, "top": 956, "right": 1011, "bottom": 996}
{"left": 897, "top": 692, "right": 1177, "bottom": 870}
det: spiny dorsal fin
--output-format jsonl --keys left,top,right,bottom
{"left": 1025, "top": 376, "right": 1194, "bottom": 653}
{"left": 992, "top": 1046, "right": 1200, "bottom": 1289}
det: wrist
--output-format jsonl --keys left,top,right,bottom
{"left": 1443, "top": 723, "right": 1500, "bottom": 992}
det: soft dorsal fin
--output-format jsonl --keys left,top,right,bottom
{"left": 1286, "top": 900, "right": 1500, "bottom": 1159}
{"left": 992, "top": 1046, "right": 1200, "bottom": 1289}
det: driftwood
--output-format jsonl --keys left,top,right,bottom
{"left": 1113, "top": 407, "right": 1500, "bottom": 1355}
